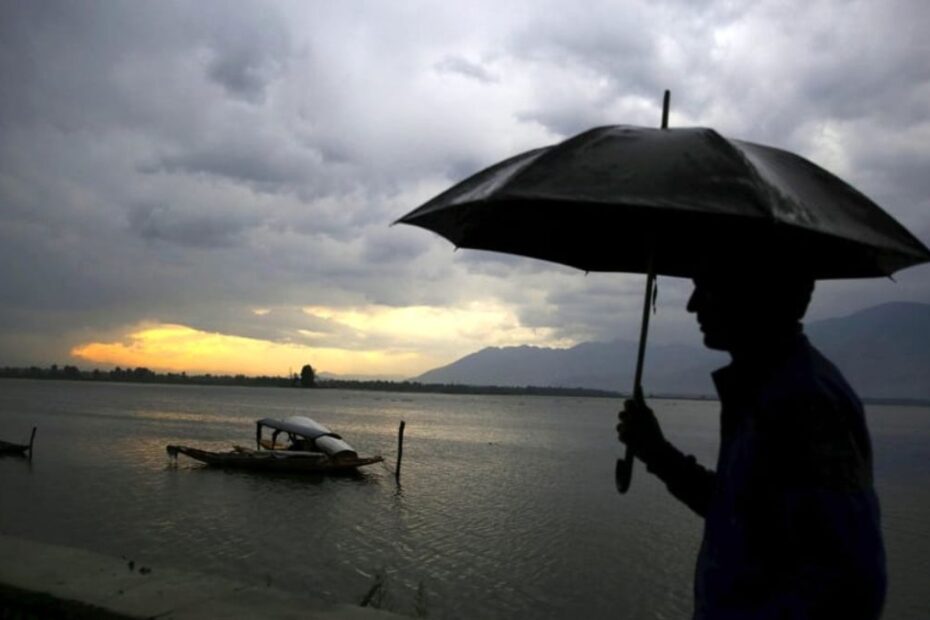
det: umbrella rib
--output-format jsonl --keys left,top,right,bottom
{"left": 709, "top": 133, "right": 782, "bottom": 221}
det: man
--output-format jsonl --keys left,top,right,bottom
{"left": 617, "top": 263, "right": 886, "bottom": 619}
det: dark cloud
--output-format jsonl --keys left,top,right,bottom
{"left": 362, "top": 226, "right": 432, "bottom": 264}
{"left": 127, "top": 202, "right": 260, "bottom": 248}
{"left": 434, "top": 55, "right": 499, "bottom": 83}
{"left": 455, "top": 250, "right": 576, "bottom": 278}
{"left": 178, "top": 305, "right": 330, "bottom": 346}
{"left": 153, "top": 148, "right": 307, "bottom": 192}
{"left": 205, "top": 36, "right": 288, "bottom": 104}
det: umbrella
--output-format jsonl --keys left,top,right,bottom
{"left": 395, "top": 91, "right": 930, "bottom": 492}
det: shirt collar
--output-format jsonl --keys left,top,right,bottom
{"left": 712, "top": 332, "right": 810, "bottom": 405}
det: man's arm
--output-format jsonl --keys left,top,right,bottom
{"left": 644, "top": 440, "right": 716, "bottom": 517}
{"left": 617, "top": 398, "right": 716, "bottom": 517}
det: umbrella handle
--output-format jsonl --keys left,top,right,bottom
{"left": 615, "top": 385, "right": 643, "bottom": 494}
{"left": 616, "top": 261, "right": 657, "bottom": 495}
{"left": 615, "top": 446, "right": 634, "bottom": 493}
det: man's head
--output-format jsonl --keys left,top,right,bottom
{"left": 687, "top": 260, "right": 815, "bottom": 354}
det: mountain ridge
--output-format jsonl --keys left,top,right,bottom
{"left": 415, "top": 302, "right": 930, "bottom": 400}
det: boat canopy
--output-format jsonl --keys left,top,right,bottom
{"left": 256, "top": 416, "right": 357, "bottom": 459}
{"left": 257, "top": 416, "right": 339, "bottom": 439}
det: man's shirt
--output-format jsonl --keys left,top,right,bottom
{"left": 645, "top": 334, "right": 886, "bottom": 619}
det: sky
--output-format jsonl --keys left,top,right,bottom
{"left": 1, "top": 0, "right": 929, "bottom": 379}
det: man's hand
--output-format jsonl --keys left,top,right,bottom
{"left": 616, "top": 393, "right": 666, "bottom": 464}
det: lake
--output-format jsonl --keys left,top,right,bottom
{"left": 0, "top": 379, "right": 927, "bottom": 618}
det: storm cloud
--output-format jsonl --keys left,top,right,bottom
{"left": 1, "top": 0, "right": 928, "bottom": 374}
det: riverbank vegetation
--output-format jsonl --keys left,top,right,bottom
{"left": 0, "top": 364, "right": 623, "bottom": 398}
{"left": 2, "top": 364, "right": 924, "bottom": 405}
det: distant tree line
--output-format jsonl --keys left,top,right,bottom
{"left": 315, "top": 378, "right": 621, "bottom": 398}
{"left": 0, "top": 363, "right": 624, "bottom": 398}
{"left": 0, "top": 364, "right": 300, "bottom": 388}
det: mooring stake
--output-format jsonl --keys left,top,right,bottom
{"left": 28, "top": 426, "right": 36, "bottom": 461}
{"left": 395, "top": 420, "right": 406, "bottom": 481}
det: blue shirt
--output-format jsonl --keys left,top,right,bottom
{"left": 646, "top": 334, "right": 886, "bottom": 619}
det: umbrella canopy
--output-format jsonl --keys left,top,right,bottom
{"left": 397, "top": 125, "right": 930, "bottom": 279}
{"left": 396, "top": 108, "right": 930, "bottom": 494}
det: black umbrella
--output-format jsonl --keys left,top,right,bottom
{"left": 396, "top": 91, "right": 930, "bottom": 492}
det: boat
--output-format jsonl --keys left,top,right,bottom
{"left": 166, "top": 416, "right": 383, "bottom": 473}
{"left": 0, "top": 427, "right": 36, "bottom": 458}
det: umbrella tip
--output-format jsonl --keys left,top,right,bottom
{"left": 661, "top": 90, "right": 670, "bottom": 129}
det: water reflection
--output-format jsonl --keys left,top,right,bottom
{"left": 0, "top": 381, "right": 927, "bottom": 619}
{"left": 135, "top": 409, "right": 253, "bottom": 425}
{"left": 0, "top": 454, "right": 33, "bottom": 472}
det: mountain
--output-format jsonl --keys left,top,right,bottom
{"left": 806, "top": 302, "right": 930, "bottom": 400}
{"left": 415, "top": 340, "right": 724, "bottom": 396}
{"left": 414, "top": 302, "right": 930, "bottom": 400}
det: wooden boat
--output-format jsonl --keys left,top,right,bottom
{"left": 166, "top": 416, "right": 383, "bottom": 473}
{"left": 0, "top": 427, "right": 36, "bottom": 459}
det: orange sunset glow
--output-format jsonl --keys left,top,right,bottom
{"left": 71, "top": 323, "right": 426, "bottom": 377}
{"left": 69, "top": 303, "right": 573, "bottom": 377}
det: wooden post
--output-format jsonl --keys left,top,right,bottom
{"left": 28, "top": 426, "right": 36, "bottom": 460}
{"left": 395, "top": 420, "right": 406, "bottom": 481}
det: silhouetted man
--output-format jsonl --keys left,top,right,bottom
{"left": 617, "top": 263, "right": 886, "bottom": 619}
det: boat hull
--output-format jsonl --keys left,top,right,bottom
{"left": 0, "top": 441, "right": 30, "bottom": 456}
{"left": 166, "top": 445, "right": 383, "bottom": 473}
{"left": 0, "top": 428, "right": 35, "bottom": 458}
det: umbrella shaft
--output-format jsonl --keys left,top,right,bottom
{"left": 618, "top": 90, "right": 666, "bottom": 496}
{"left": 633, "top": 263, "right": 656, "bottom": 395}
{"left": 661, "top": 90, "right": 670, "bottom": 129}
{"left": 616, "top": 263, "right": 656, "bottom": 495}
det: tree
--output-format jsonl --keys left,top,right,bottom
{"left": 299, "top": 364, "right": 316, "bottom": 388}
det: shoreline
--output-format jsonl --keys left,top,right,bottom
{"left": 0, "top": 534, "right": 402, "bottom": 619}
{"left": 3, "top": 375, "right": 928, "bottom": 407}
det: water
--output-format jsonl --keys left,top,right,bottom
{"left": 0, "top": 379, "right": 927, "bottom": 618}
